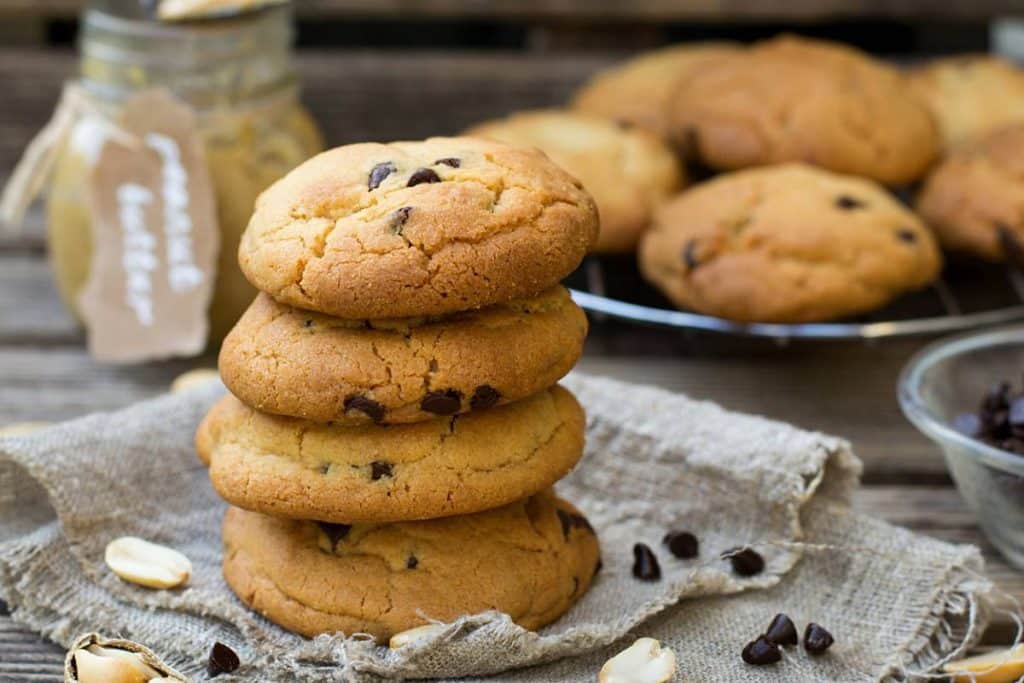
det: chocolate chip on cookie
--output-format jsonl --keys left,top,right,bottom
{"left": 389, "top": 207, "right": 412, "bottom": 234}
{"left": 344, "top": 395, "right": 385, "bottom": 423}
{"left": 317, "top": 522, "right": 351, "bottom": 551}
{"left": 371, "top": 461, "right": 393, "bottom": 480}
{"left": 407, "top": 167, "right": 441, "bottom": 187}
{"left": 421, "top": 389, "right": 462, "bottom": 415}
{"left": 435, "top": 157, "right": 460, "bottom": 167}
{"left": 835, "top": 195, "right": 866, "bottom": 210}
{"left": 368, "top": 161, "right": 396, "bottom": 190}
{"left": 470, "top": 385, "right": 502, "bottom": 410}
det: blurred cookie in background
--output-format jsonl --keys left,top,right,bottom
{"left": 639, "top": 164, "right": 942, "bottom": 323}
{"left": 571, "top": 43, "right": 740, "bottom": 140}
{"left": 669, "top": 35, "right": 940, "bottom": 186}
{"left": 917, "top": 123, "right": 1024, "bottom": 263}
{"left": 909, "top": 55, "right": 1024, "bottom": 151}
{"left": 467, "top": 110, "right": 684, "bottom": 252}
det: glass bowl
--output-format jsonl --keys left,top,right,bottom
{"left": 899, "top": 325, "right": 1024, "bottom": 569}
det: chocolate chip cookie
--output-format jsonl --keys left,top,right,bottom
{"left": 221, "top": 490, "right": 600, "bottom": 639}
{"left": 909, "top": 55, "right": 1024, "bottom": 151}
{"left": 466, "top": 110, "right": 684, "bottom": 252}
{"left": 639, "top": 164, "right": 942, "bottom": 322}
{"left": 916, "top": 123, "right": 1024, "bottom": 263}
{"left": 219, "top": 287, "right": 586, "bottom": 425}
{"left": 572, "top": 43, "right": 739, "bottom": 139}
{"left": 238, "top": 137, "right": 599, "bottom": 319}
{"left": 196, "top": 386, "right": 585, "bottom": 523}
{"left": 669, "top": 35, "right": 939, "bottom": 186}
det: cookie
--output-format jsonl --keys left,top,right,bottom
{"left": 219, "top": 286, "right": 586, "bottom": 425}
{"left": 916, "top": 123, "right": 1024, "bottom": 262}
{"left": 669, "top": 35, "right": 939, "bottom": 186}
{"left": 909, "top": 55, "right": 1024, "bottom": 150}
{"left": 221, "top": 490, "right": 601, "bottom": 639}
{"left": 466, "top": 110, "right": 684, "bottom": 252}
{"left": 196, "top": 386, "right": 585, "bottom": 523}
{"left": 238, "top": 137, "right": 599, "bottom": 319}
{"left": 639, "top": 164, "right": 943, "bottom": 323}
{"left": 572, "top": 43, "right": 739, "bottom": 140}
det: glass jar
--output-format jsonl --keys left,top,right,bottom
{"left": 46, "top": 1, "right": 323, "bottom": 344}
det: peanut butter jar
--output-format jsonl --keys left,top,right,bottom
{"left": 44, "top": 1, "right": 322, "bottom": 347}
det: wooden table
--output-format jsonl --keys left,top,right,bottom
{"left": 1, "top": 47, "right": 1022, "bottom": 679}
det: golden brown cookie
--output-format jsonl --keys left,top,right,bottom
{"left": 572, "top": 43, "right": 740, "bottom": 139}
{"left": 639, "top": 164, "right": 942, "bottom": 323}
{"left": 909, "top": 55, "right": 1024, "bottom": 151}
{"left": 238, "top": 137, "right": 599, "bottom": 319}
{"left": 916, "top": 123, "right": 1024, "bottom": 262}
{"left": 466, "top": 110, "right": 684, "bottom": 252}
{"left": 221, "top": 490, "right": 601, "bottom": 639}
{"left": 196, "top": 386, "right": 585, "bottom": 523}
{"left": 219, "top": 287, "right": 586, "bottom": 425}
{"left": 669, "top": 35, "right": 939, "bottom": 186}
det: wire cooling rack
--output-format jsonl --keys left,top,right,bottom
{"left": 566, "top": 255, "right": 1024, "bottom": 341}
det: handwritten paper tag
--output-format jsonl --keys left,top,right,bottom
{"left": 79, "top": 89, "right": 219, "bottom": 363}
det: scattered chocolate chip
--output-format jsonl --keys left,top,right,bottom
{"left": 435, "top": 157, "right": 460, "bottom": 168}
{"left": 0, "top": 598, "right": 9, "bottom": 617}
{"left": 344, "top": 395, "right": 385, "bottom": 423}
{"left": 317, "top": 522, "right": 352, "bottom": 550}
{"left": 371, "top": 460, "right": 393, "bottom": 480}
{"left": 207, "top": 642, "right": 240, "bottom": 677}
{"left": 406, "top": 555, "right": 418, "bottom": 569}
{"left": 765, "top": 613, "right": 798, "bottom": 647}
{"left": 470, "top": 384, "right": 502, "bottom": 410}
{"left": 804, "top": 623, "right": 834, "bottom": 655}
{"left": 368, "top": 161, "right": 396, "bottom": 190}
{"left": 632, "top": 543, "right": 661, "bottom": 581}
{"left": 421, "top": 389, "right": 462, "bottom": 415}
{"left": 303, "top": 319, "right": 313, "bottom": 328}
{"left": 389, "top": 206, "right": 412, "bottom": 234}
{"left": 682, "top": 240, "right": 700, "bottom": 270}
{"left": 662, "top": 531, "right": 699, "bottom": 559}
{"left": 722, "top": 547, "right": 765, "bottom": 576}
{"left": 835, "top": 195, "right": 866, "bottom": 210}
{"left": 997, "top": 222, "right": 1024, "bottom": 268}
{"left": 407, "top": 167, "right": 441, "bottom": 187}
{"left": 896, "top": 229, "right": 918, "bottom": 243}
{"left": 742, "top": 635, "right": 781, "bottom": 666}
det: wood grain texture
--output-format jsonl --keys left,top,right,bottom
{"left": 0, "top": 0, "right": 1015, "bottom": 19}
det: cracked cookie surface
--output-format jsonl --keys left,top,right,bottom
{"left": 916, "top": 123, "right": 1024, "bottom": 263}
{"left": 219, "top": 286, "right": 586, "bottom": 425}
{"left": 571, "top": 42, "right": 739, "bottom": 140}
{"left": 196, "top": 386, "right": 585, "bottom": 523}
{"left": 639, "top": 164, "right": 942, "bottom": 322}
{"left": 238, "top": 136, "right": 599, "bottom": 318}
{"left": 221, "top": 490, "right": 601, "bottom": 640}
{"left": 466, "top": 110, "right": 684, "bottom": 253}
{"left": 669, "top": 35, "right": 939, "bottom": 186}
{"left": 909, "top": 55, "right": 1024, "bottom": 151}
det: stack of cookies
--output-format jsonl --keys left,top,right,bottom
{"left": 195, "top": 137, "right": 602, "bottom": 641}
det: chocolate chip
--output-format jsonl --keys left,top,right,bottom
{"left": 344, "top": 395, "right": 385, "bottom": 423}
{"left": 317, "top": 522, "right": 352, "bottom": 550}
{"left": 318, "top": 462, "right": 331, "bottom": 475}
{"left": 368, "top": 161, "right": 396, "bottom": 190}
{"left": 765, "top": 613, "right": 798, "bottom": 647}
{"left": 303, "top": 319, "right": 313, "bottom": 328}
{"left": 206, "top": 642, "right": 240, "bottom": 677}
{"left": 371, "top": 460, "right": 393, "bottom": 480}
{"left": 804, "top": 623, "right": 834, "bottom": 655}
{"left": 406, "top": 555, "right": 418, "bottom": 569}
{"left": 435, "top": 157, "right": 460, "bottom": 168}
{"left": 682, "top": 240, "right": 700, "bottom": 270}
{"left": 742, "top": 635, "right": 781, "bottom": 665}
{"left": 835, "top": 195, "right": 866, "bottom": 210}
{"left": 421, "top": 389, "right": 462, "bottom": 415}
{"left": 662, "top": 531, "right": 699, "bottom": 559}
{"left": 722, "top": 547, "right": 764, "bottom": 576}
{"left": 0, "top": 598, "right": 8, "bottom": 616}
{"left": 556, "top": 509, "right": 594, "bottom": 539}
{"left": 997, "top": 222, "right": 1024, "bottom": 268}
{"left": 389, "top": 206, "right": 412, "bottom": 234}
{"left": 407, "top": 167, "right": 441, "bottom": 187}
{"left": 632, "top": 543, "right": 661, "bottom": 581}
{"left": 470, "top": 384, "right": 502, "bottom": 410}
{"left": 895, "top": 228, "right": 918, "bottom": 243}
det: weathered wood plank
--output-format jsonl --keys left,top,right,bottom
{"left": 0, "top": 0, "right": 1014, "bottom": 20}
{"left": 0, "top": 255, "right": 80, "bottom": 345}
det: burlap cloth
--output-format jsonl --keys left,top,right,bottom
{"left": 0, "top": 373, "right": 992, "bottom": 682}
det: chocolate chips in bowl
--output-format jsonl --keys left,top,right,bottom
{"left": 899, "top": 326, "right": 1024, "bottom": 569}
